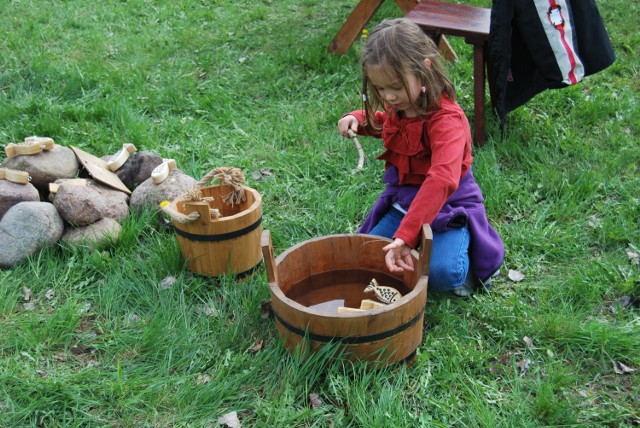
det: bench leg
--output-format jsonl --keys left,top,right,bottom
{"left": 472, "top": 43, "right": 486, "bottom": 146}
{"left": 328, "top": 0, "right": 419, "bottom": 55}
{"left": 328, "top": 0, "right": 386, "bottom": 55}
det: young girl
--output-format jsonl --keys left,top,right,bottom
{"left": 338, "top": 18, "right": 504, "bottom": 296}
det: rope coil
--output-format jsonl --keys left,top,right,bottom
{"left": 160, "top": 167, "right": 246, "bottom": 224}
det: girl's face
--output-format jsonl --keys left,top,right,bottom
{"left": 367, "top": 63, "right": 422, "bottom": 117}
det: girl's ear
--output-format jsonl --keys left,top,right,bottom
{"left": 423, "top": 58, "right": 432, "bottom": 68}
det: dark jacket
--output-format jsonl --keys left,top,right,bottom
{"left": 489, "top": 0, "right": 615, "bottom": 122}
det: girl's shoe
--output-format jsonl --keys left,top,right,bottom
{"left": 452, "top": 269, "right": 501, "bottom": 297}
{"left": 452, "top": 275, "right": 476, "bottom": 297}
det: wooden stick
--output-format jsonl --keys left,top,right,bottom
{"left": 107, "top": 143, "right": 137, "bottom": 171}
{"left": 151, "top": 159, "right": 177, "bottom": 184}
{"left": 0, "top": 167, "right": 30, "bottom": 184}
{"left": 5, "top": 137, "right": 55, "bottom": 158}
{"left": 347, "top": 129, "right": 365, "bottom": 170}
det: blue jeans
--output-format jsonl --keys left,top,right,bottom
{"left": 368, "top": 207, "right": 470, "bottom": 292}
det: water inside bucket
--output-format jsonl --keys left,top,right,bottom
{"left": 285, "top": 269, "right": 411, "bottom": 313}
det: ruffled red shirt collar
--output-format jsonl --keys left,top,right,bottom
{"left": 377, "top": 110, "right": 431, "bottom": 184}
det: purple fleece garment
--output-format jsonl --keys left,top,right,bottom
{"left": 358, "top": 166, "right": 504, "bottom": 281}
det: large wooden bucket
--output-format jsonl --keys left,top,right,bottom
{"left": 261, "top": 225, "right": 432, "bottom": 367}
{"left": 173, "top": 184, "right": 262, "bottom": 279}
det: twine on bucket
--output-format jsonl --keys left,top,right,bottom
{"left": 159, "top": 167, "right": 246, "bottom": 224}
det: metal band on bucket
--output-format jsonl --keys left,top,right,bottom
{"left": 271, "top": 306, "right": 423, "bottom": 344}
{"left": 175, "top": 216, "right": 262, "bottom": 242}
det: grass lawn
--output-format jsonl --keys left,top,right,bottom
{"left": 1, "top": 0, "right": 638, "bottom": 426}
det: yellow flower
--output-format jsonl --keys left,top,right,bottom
{"left": 361, "top": 28, "right": 368, "bottom": 40}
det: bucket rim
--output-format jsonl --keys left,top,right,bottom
{"left": 269, "top": 232, "right": 427, "bottom": 318}
{"left": 176, "top": 184, "right": 262, "bottom": 225}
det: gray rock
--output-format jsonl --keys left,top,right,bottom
{"left": 0, "top": 202, "right": 64, "bottom": 268}
{"left": 130, "top": 170, "right": 197, "bottom": 211}
{"left": 61, "top": 217, "right": 121, "bottom": 249}
{"left": 1, "top": 145, "right": 79, "bottom": 190}
{"left": 0, "top": 180, "right": 40, "bottom": 220}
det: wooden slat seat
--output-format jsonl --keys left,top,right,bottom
{"left": 405, "top": 0, "right": 492, "bottom": 146}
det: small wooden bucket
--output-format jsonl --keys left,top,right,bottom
{"left": 173, "top": 184, "right": 262, "bottom": 279}
{"left": 261, "top": 225, "right": 432, "bottom": 367}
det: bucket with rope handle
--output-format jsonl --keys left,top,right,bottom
{"left": 161, "top": 167, "right": 262, "bottom": 279}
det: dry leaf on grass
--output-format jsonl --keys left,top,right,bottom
{"left": 613, "top": 361, "right": 637, "bottom": 375}
{"left": 508, "top": 269, "right": 525, "bottom": 282}
{"left": 160, "top": 275, "right": 177, "bottom": 289}
{"left": 309, "top": 393, "right": 325, "bottom": 409}
{"left": 260, "top": 300, "right": 272, "bottom": 319}
{"left": 625, "top": 247, "right": 640, "bottom": 265}
{"left": 196, "top": 373, "right": 212, "bottom": 385}
{"left": 218, "top": 411, "right": 241, "bottom": 428}
{"left": 249, "top": 340, "right": 264, "bottom": 353}
{"left": 523, "top": 336, "right": 534, "bottom": 351}
{"left": 45, "top": 289, "right": 55, "bottom": 300}
{"left": 196, "top": 304, "right": 219, "bottom": 318}
{"left": 516, "top": 358, "right": 532, "bottom": 373}
{"left": 22, "top": 286, "right": 32, "bottom": 301}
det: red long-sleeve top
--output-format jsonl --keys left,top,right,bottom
{"left": 349, "top": 95, "right": 473, "bottom": 248}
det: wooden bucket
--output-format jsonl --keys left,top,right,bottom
{"left": 261, "top": 225, "right": 432, "bottom": 367}
{"left": 173, "top": 184, "right": 262, "bottom": 279}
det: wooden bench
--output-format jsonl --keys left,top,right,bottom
{"left": 328, "top": 0, "right": 418, "bottom": 55}
{"left": 405, "top": 0, "right": 492, "bottom": 146}
{"left": 329, "top": 0, "right": 493, "bottom": 146}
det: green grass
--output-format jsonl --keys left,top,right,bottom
{"left": 1, "top": 0, "right": 639, "bottom": 426}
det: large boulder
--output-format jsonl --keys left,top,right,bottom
{"left": 52, "top": 179, "right": 130, "bottom": 226}
{"left": 130, "top": 170, "right": 197, "bottom": 211}
{"left": 0, "top": 180, "right": 40, "bottom": 220}
{"left": 0, "top": 202, "right": 64, "bottom": 268}
{"left": 1, "top": 145, "right": 79, "bottom": 190}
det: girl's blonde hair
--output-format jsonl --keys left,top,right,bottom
{"left": 361, "top": 18, "right": 456, "bottom": 131}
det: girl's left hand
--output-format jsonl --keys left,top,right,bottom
{"left": 383, "top": 238, "right": 414, "bottom": 272}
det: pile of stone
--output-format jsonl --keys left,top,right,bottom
{"left": 0, "top": 137, "right": 198, "bottom": 268}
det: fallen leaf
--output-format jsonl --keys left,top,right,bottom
{"left": 218, "top": 411, "right": 241, "bottom": 427}
{"left": 508, "top": 270, "right": 525, "bottom": 282}
{"left": 309, "top": 393, "right": 324, "bottom": 409}
{"left": 625, "top": 248, "right": 640, "bottom": 265}
{"left": 124, "top": 313, "right": 140, "bottom": 324}
{"left": 252, "top": 168, "right": 274, "bottom": 181}
{"left": 613, "top": 361, "right": 637, "bottom": 375}
{"left": 45, "top": 289, "right": 55, "bottom": 300}
{"left": 516, "top": 358, "right": 531, "bottom": 373}
{"left": 160, "top": 276, "right": 177, "bottom": 289}
{"left": 197, "top": 304, "right": 219, "bottom": 318}
{"left": 523, "top": 336, "right": 534, "bottom": 351}
{"left": 249, "top": 340, "right": 264, "bottom": 353}
{"left": 196, "top": 373, "right": 212, "bottom": 385}
{"left": 22, "top": 286, "right": 32, "bottom": 302}
{"left": 260, "top": 300, "right": 272, "bottom": 319}
{"left": 70, "top": 345, "right": 93, "bottom": 355}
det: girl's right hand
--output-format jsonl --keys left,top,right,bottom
{"left": 337, "top": 115, "right": 359, "bottom": 137}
